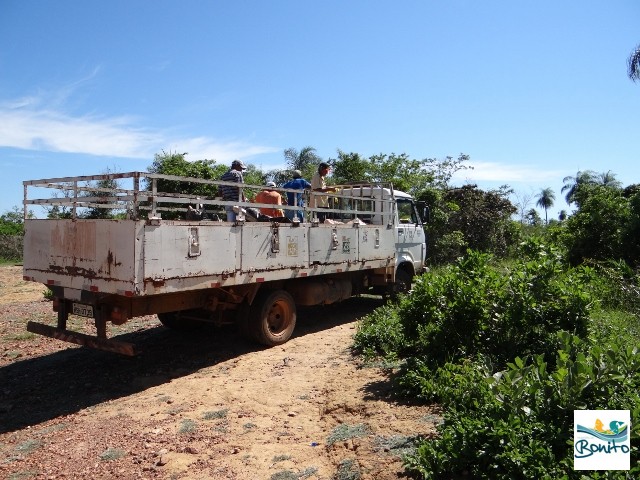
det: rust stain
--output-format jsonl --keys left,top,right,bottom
{"left": 107, "top": 250, "right": 114, "bottom": 276}
{"left": 50, "top": 221, "right": 97, "bottom": 261}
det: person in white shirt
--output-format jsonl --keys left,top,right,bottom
{"left": 310, "top": 162, "right": 336, "bottom": 222}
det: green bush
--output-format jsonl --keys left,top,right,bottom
{"left": 355, "top": 242, "right": 594, "bottom": 371}
{"left": 353, "top": 303, "right": 405, "bottom": 360}
{"left": 398, "top": 244, "right": 592, "bottom": 371}
{"left": 585, "top": 260, "right": 640, "bottom": 315}
{"left": 404, "top": 332, "right": 640, "bottom": 480}
{"left": 353, "top": 242, "right": 640, "bottom": 479}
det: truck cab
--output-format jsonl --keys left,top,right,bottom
{"left": 394, "top": 191, "right": 427, "bottom": 292}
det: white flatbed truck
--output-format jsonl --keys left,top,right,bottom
{"left": 21, "top": 172, "right": 426, "bottom": 355}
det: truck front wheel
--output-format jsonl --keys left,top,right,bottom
{"left": 248, "top": 290, "right": 296, "bottom": 346}
{"left": 387, "top": 269, "right": 413, "bottom": 302}
{"left": 395, "top": 269, "right": 412, "bottom": 294}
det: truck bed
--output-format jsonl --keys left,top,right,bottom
{"left": 22, "top": 172, "right": 398, "bottom": 296}
{"left": 23, "top": 218, "right": 396, "bottom": 296}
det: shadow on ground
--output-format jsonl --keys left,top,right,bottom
{"left": 0, "top": 296, "right": 383, "bottom": 434}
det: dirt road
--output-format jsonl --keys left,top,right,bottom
{"left": 0, "top": 266, "right": 438, "bottom": 479}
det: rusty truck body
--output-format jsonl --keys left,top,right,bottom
{"left": 21, "top": 172, "right": 427, "bottom": 355}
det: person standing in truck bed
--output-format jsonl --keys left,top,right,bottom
{"left": 219, "top": 160, "right": 247, "bottom": 222}
{"left": 311, "top": 162, "right": 336, "bottom": 222}
{"left": 283, "top": 170, "right": 311, "bottom": 221}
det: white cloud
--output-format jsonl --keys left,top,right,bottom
{"left": 167, "top": 137, "right": 279, "bottom": 162}
{"left": 0, "top": 108, "right": 159, "bottom": 158}
{"left": 0, "top": 102, "right": 278, "bottom": 162}
{"left": 451, "top": 160, "right": 564, "bottom": 185}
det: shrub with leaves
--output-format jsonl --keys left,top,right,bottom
{"left": 398, "top": 243, "right": 593, "bottom": 371}
{"left": 404, "top": 332, "right": 640, "bottom": 479}
{"left": 354, "top": 241, "right": 640, "bottom": 478}
{"left": 353, "top": 303, "right": 405, "bottom": 360}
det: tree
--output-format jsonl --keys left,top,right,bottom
{"left": 598, "top": 170, "right": 622, "bottom": 189}
{"left": 512, "top": 189, "right": 536, "bottom": 224}
{"left": 83, "top": 167, "right": 122, "bottom": 219}
{"left": 439, "top": 184, "right": 518, "bottom": 258}
{"left": 147, "top": 151, "right": 227, "bottom": 219}
{"left": 330, "top": 150, "right": 372, "bottom": 184}
{"left": 262, "top": 146, "right": 325, "bottom": 186}
{"left": 561, "top": 170, "right": 596, "bottom": 205}
{"left": 525, "top": 208, "right": 542, "bottom": 226}
{"left": 623, "top": 191, "right": 640, "bottom": 266}
{"left": 366, "top": 153, "right": 436, "bottom": 197}
{"left": 148, "top": 151, "right": 226, "bottom": 194}
{"left": 0, "top": 206, "right": 34, "bottom": 260}
{"left": 283, "top": 146, "right": 322, "bottom": 177}
{"left": 0, "top": 207, "right": 30, "bottom": 235}
{"left": 628, "top": 43, "right": 640, "bottom": 82}
{"left": 535, "top": 187, "right": 555, "bottom": 225}
{"left": 558, "top": 210, "right": 568, "bottom": 221}
{"left": 562, "top": 185, "right": 629, "bottom": 265}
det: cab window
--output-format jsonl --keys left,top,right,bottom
{"left": 397, "top": 199, "right": 418, "bottom": 224}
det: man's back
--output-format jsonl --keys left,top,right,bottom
{"left": 255, "top": 190, "right": 283, "bottom": 217}
{"left": 283, "top": 178, "right": 311, "bottom": 206}
{"left": 219, "top": 169, "right": 243, "bottom": 201}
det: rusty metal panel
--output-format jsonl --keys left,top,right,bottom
{"left": 23, "top": 219, "right": 138, "bottom": 293}
{"left": 50, "top": 221, "right": 96, "bottom": 260}
{"left": 307, "top": 224, "right": 395, "bottom": 268}
{"left": 143, "top": 222, "right": 238, "bottom": 289}
{"left": 308, "top": 225, "right": 360, "bottom": 265}
{"left": 240, "top": 223, "right": 309, "bottom": 272}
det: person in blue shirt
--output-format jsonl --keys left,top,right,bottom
{"left": 282, "top": 170, "right": 311, "bottom": 221}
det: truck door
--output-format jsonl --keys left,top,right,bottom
{"left": 396, "top": 198, "right": 426, "bottom": 272}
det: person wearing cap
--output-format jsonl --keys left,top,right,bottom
{"left": 310, "top": 162, "right": 336, "bottom": 222}
{"left": 254, "top": 181, "right": 284, "bottom": 217}
{"left": 282, "top": 170, "right": 311, "bottom": 221}
{"left": 220, "top": 160, "right": 247, "bottom": 222}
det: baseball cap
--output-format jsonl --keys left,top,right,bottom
{"left": 266, "top": 181, "right": 276, "bottom": 187}
{"left": 232, "top": 160, "right": 247, "bottom": 170}
{"left": 292, "top": 170, "right": 302, "bottom": 178}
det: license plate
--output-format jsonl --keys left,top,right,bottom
{"left": 72, "top": 303, "right": 94, "bottom": 318}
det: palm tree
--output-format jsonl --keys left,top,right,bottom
{"left": 598, "top": 170, "right": 622, "bottom": 189}
{"left": 558, "top": 210, "right": 567, "bottom": 221}
{"left": 535, "top": 187, "right": 555, "bottom": 225}
{"left": 561, "top": 170, "right": 596, "bottom": 204}
{"left": 283, "top": 146, "right": 322, "bottom": 172}
{"left": 629, "top": 43, "right": 640, "bottom": 82}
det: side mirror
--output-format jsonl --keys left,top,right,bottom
{"left": 417, "top": 202, "right": 430, "bottom": 223}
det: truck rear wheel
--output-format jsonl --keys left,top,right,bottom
{"left": 248, "top": 290, "right": 296, "bottom": 346}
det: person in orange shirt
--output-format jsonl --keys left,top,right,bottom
{"left": 255, "top": 182, "right": 284, "bottom": 218}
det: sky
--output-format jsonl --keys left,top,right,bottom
{"left": 1, "top": 0, "right": 639, "bottom": 220}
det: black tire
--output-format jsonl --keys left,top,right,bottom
{"left": 388, "top": 269, "right": 413, "bottom": 301}
{"left": 157, "top": 311, "right": 206, "bottom": 331}
{"left": 247, "top": 290, "right": 296, "bottom": 346}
